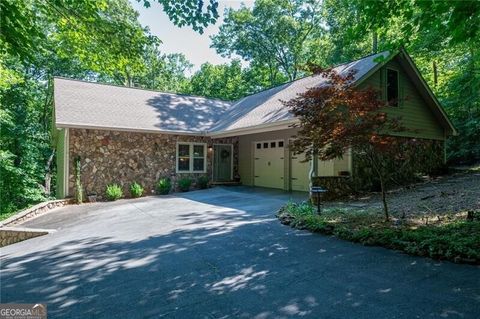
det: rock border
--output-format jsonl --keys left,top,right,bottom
{"left": 0, "top": 227, "right": 56, "bottom": 247}
{"left": 1, "top": 199, "right": 73, "bottom": 227}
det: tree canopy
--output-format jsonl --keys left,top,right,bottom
{"left": 211, "top": 0, "right": 324, "bottom": 84}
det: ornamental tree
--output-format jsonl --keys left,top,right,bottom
{"left": 284, "top": 68, "right": 409, "bottom": 221}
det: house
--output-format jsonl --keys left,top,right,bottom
{"left": 53, "top": 48, "right": 456, "bottom": 198}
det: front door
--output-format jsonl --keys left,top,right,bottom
{"left": 213, "top": 144, "right": 232, "bottom": 181}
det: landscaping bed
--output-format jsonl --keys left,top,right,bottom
{"left": 324, "top": 170, "right": 480, "bottom": 217}
{"left": 277, "top": 202, "right": 480, "bottom": 264}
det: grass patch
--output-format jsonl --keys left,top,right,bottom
{"left": 277, "top": 202, "right": 480, "bottom": 264}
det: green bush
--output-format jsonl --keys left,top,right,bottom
{"left": 197, "top": 176, "right": 209, "bottom": 189}
{"left": 178, "top": 178, "right": 192, "bottom": 192}
{"left": 156, "top": 178, "right": 171, "bottom": 195}
{"left": 130, "top": 182, "right": 144, "bottom": 198}
{"left": 105, "top": 184, "right": 123, "bottom": 201}
{"left": 285, "top": 201, "right": 316, "bottom": 216}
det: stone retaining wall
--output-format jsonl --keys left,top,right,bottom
{"left": 0, "top": 227, "right": 51, "bottom": 247}
{"left": 1, "top": 199, "right": 72, "bottom": 227}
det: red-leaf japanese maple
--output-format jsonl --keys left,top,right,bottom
{"left": 284, "top": 68, "right": 407, "bottom": 220}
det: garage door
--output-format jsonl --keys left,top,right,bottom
{"left": 254, "top": 140, "right": 285, "bottom": 189}
{"left": 290, "top": 153, "right": 310, "bottom": 192}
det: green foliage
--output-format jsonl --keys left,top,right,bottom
{"left": 196, "top": 176, "right": 209, "bottom": 189}
{"left": 130, "top": 182, "right": 144, "bottom": 198}
{"left": 178, "top": 178, "right": 192, "bottom": 192}
{"left": 278, "top": 204, "right": 480, "bottom": 263}
{"left": 0, "top": 0, "right": 213, "bottom": 216}
{"left": 285, "top": 201, "right": 316, "bottom": 216}
{"left": 139, "top": 0, "right": 219, "bottom": 34}
{"left": 105, "top": 184, "right": 123, "bottom": 201}
{"left": 131, "top": 46, "right": 192, "bottom": 92}
{"left": 188, "top": 60, "right": 254, "bottom": 100}
{"left": 211, "top": 0, "right": 324, "bottom": 84}
{"left": 156, "top": 178, "right": 172, "bottom": 195}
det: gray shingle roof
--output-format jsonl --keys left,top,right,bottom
{"left": 54, "top": 78, "right": 232, "bottom": 133}
{"left": 54, "top": 51, "right": 390, "bottom": 134}
{"left": 211, "top": 51, "right": 390, "bottom": 132}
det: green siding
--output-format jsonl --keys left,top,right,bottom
{"left": 359, "top": 58, "right": 445, "bottom": 140}
{"left": 55, "top": 128, "right": 67, "bottom": 198}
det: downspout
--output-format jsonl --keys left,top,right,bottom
{"left": 309, "top": 146, "right": 318, "bottom": 194}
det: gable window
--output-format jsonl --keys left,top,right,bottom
{"left": 386, "top": 68, "right": 399, "bottom": 107}
{"left": 176, "top": 143, "right": 206, "bottom": 173}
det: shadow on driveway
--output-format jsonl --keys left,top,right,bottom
{"left": 1, "top": 187, "right": 479, "bottom": 318}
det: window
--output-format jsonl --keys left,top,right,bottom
{"left": 278, "top": 141, "right": 284, "bottom": 147}
{"left": 176, "top": 143, "right": 206, "bottom": 173}
{"left": 263, "top": 142, "right": 269, "bottom": 148}
{"left": 256, "top": 143, "right": 261, "bottom": 149}
{"left": 386, "top": 68, "right": 399, "bottom": 107}
{"left": 270, "top": 142, "right": 276, "bottom": 148}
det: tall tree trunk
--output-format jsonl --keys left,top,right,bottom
{"left": 432, "top": 60, "right": 438, "bottom": 89}
{"left": 372, "top": 31, "right": 378, "bottom": 54}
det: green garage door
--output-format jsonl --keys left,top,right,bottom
{"left": 290, "top": 153, "right": 310, "bottom": 192}
{"left": 253, "top": 140, "right": 285, "bottom": 189}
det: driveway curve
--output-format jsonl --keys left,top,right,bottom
{"left": 1, "top": 187, "right": 479, "bottom": 318}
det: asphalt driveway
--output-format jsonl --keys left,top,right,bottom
{"left": 1, "top": 187, "right": 479, "bottom": 318}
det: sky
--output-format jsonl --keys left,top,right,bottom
{"left": 129, "top": 0, "right": 254, "bottom": 73}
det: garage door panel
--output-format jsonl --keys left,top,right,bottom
{"left": 291, "top": 153, "right": 310, "bottom": 192}
{"left": 253, "top": 140, "right": 285, "bottom": 189}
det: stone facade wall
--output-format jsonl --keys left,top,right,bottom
{"left": 351, "top": 138, "right": 445, "bottom": 192}
{"left": 69, "top": 129, "right": 238, "bottom": 198}
{"left": 311, "top": 177, "right": 353, "bottom": 201}
{"left": 312, "top": 138, "right": 445, "bottom": 200}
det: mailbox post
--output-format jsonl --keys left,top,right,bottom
{"left": 310, "top": 186, "right": 327, "bottom": 214}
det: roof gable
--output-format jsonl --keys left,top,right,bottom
{"left": 210, "top": 51, "right": 392, "bottom": 133}
{"left": 395, "top": 49, "right": 457, "bottom": 135}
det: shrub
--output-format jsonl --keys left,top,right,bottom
{"left": 105, "top": 184, "right": 123, "bottom": 201}
{"left": 130, "top": 182, "right": 144, "bottom": 198}
{"left": 197, "top": 176, "right": 209, "bottom": 189}
{"left": 156, "top": 178, "right": 171, "bottom": 195}
{"left": 178, "top": 178, "right": 192, "bottom": 192}
{"left": 285, "top": 201, "right": 315, "bottom": 216}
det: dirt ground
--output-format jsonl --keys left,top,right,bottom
{"left": 325, "top": 170, "right": 480, "bottom": 217}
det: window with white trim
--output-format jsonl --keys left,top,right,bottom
{"left": 176, "top": 143, "right": 207, "bottom": 173}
